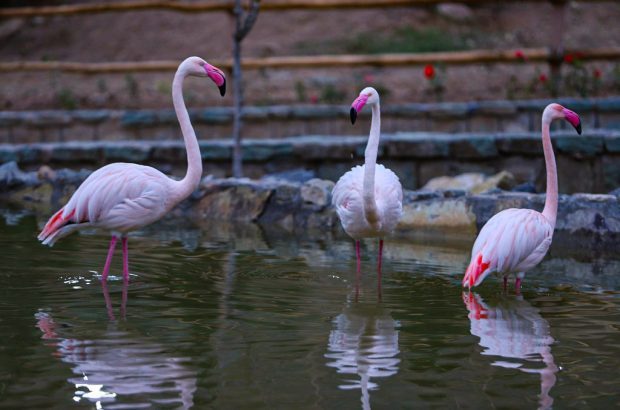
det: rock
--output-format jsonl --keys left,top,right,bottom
{"left": 264, "top": 169, "right": 315, "bottom": 183}
{"left": 423, "top": 172, "right": 485, "bottom": 191}
{"left": 0, "top": 161, "right": 38, "bottom": 189}
{"left": 194, "top": 179, "right": 272, "bottom": 222}
{"left": 422, "top": 171, "right": 515, "bottom": 194}
{"left": 300, "top": 178, "right": 335, "bottom": 208}
{"left": 37, "top": 165, "right": 56, "bottom": 181}
{"left": 399, "top": 198, "right": 477, "bottom": 233}
{"left": 436, "top": 3, "right": 474, "bottom": 21}
{"left": 471, "top": 170, "right": 515, "bottom": 194}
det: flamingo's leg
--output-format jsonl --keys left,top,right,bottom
{"left": 377, "top": 239, "right": 384, "bottom": 301}
{"left": 121, "top": 236, "right": 130, "bottom": 282}
{"left": 101, "top": 236, "right": 118, "bottom": 282}
{"left": 515, "top": 272, "right": 524, "bottom": 294}
{"left": 355, "top": 240, "right": 361, "bottom": 277}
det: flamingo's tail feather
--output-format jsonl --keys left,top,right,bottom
{"left": 462, "top": 253, "right": 490, "bottom": 288}
{"left": 38, "top": 208, "right": 77, "bottom": 245}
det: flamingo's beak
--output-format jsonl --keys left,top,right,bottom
{"left": 563, "top": 108, "right": 582, "bottom": 135}
{"left": 350, "top": 94, "right": 369, "bottom": 125}
{"left": 205, "top": 64, "right": 226, "bottom": 97}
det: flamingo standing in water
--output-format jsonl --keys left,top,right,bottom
{"left": 332, "top": 87, "right": 403, "bottom": 282}
{"left": 38, "top": 56, "right": 226, "bottom": 282}
{"left": 463, "top": 103, "right": 582, "bottom": 291}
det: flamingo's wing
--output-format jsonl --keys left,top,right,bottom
{"left": 463, "top": 208, "right": 553, "bottom": 287}
{"left": 375, "top": 164, "right": 403, "bottom": 232}
{"left": 332, "top": 165, "right": 365, "bottom": 234}
{"left": 39, "top": 163, "right": 171, "bottom": 244}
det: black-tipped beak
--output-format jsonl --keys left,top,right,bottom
{"left": 350, "top": 107, "right": 357, "bottom": 125}
{"left": 218, "top": 80, "right": 226, "bottom": 97}
{"left": 574, "top": 121, "right": 582, "bottom": 135}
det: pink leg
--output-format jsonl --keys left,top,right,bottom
{"left": 101, "top": 280, "right": 115, "bottom": 321}
{"left": 515, "top": 277, "right": 522, "bottom": 294}
{"left": 377, "top": 239, "right": 384, "bottom": 301}
{"left": 101, "top": 236, "right": 118, "bottom": 282}
{"left": 355, "top": 240, "right": 361, "bottom": 277}
{"left": 121, "top": 236, "right": 130, "bottom": 283}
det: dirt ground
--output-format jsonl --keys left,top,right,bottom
{"left": 1, "top": 1, "right": 619, "bottom": 110}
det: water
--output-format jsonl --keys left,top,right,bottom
{"left": 1, "top": 208, "right": 620, "bottom": 409}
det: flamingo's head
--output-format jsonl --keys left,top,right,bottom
{"left": 544, "top": 103, "right": 582, "bottom": 134}
{"left": 182, "top": 56, "right": 226, "bottom": 97}
{"left": 350, "top": 86, "right": 380, "bottom": 124}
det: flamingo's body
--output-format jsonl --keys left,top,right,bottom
{"left": 38, "top": 56, "right": 226, "bottom": 282}
{"left": 332, "top": 87, "right": 403, "bottom": 279}
{"left": 463, "top": 103, "right": 582, "bottom": 290}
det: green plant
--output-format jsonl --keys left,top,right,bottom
{"left": 320, "top": 84, "right": 347, "bottom": 104}
{"left": 124, "top": 74, "right": 139, "bottom": 100}
{"left": 294, "top": 81, "right": 307, "bottom": 103}
{"left": 155, "top": 80, "right": 171, "bottom": 95}
{"left": 56, "top": 88, "right": 77, "bottom": 110}
{"left": 344, "top": 27, "right": 469, "bottom": 55}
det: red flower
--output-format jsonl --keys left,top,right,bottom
{"left": 424, "top": 64, "right": 435, "bottom": 80}
{"left": 539, "top": 73, "right": 548, "bottom": 83}
{"left": 309, "top": 94, "right": 319, "bottom": 104}
{"left": 563, "top": 53, "right": 574, "bottom": 64}
{"left": 593, "top": 68, "right": 602, "bottom": 79}
{"left": 514, "top": 50, "right": 526, "bottom": 60}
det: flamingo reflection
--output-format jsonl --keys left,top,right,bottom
{"left": 325, "top": 295, "right": 400, "bottom": 410}
{"left": 463, "top": 292, "right": 558, "bottom": 409}
{"left": 35, "top": 308, "right": 196, "bottom": 409}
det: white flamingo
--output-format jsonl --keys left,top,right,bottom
{"left": 463, "top": 103, "right": 582, "bottom": 291}
{"left": 37, "top": 56, "right": 226, "bottom": 282}
{"left": 332, "top": 87, "right": 403, "bottom": 282}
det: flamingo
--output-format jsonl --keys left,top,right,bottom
{"left": 37, "top": 56, "right": 226, "bottom": 282}
{"left": 462, "top": 103, "right": 582, "bottom": 291}
{"left": 332, "top": 87, "right": 403, "bottom": 283}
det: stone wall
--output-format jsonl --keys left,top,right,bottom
{"left": 2, "top": 97, "right": 620, "bottom": 144}
{"left": 2, "top": 164, "right": 618, "bottom": 253}
{"left": 1, "top": 130, "right": 619, "bottom": 193}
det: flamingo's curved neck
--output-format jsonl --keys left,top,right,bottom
{"left": 363, "top": 102, "right": 380, "bottom": 225}
{"left": 541, "top": 119, "right": 558, "bottom": 228}
{"left": 172, "top": 69, "right": 202, "bottom": 202}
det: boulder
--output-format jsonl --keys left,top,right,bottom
{"left": 422, "top": 171, "right": 515, "bottom": 194}
{"left": 300, "top": 178, "right": 335, "bottom": 209}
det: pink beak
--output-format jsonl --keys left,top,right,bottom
{"left": 204, "top": 64, "right": 226, "bottom": 97}
{"left": 563, "top": 108, "right": 582, "bottom": 134}
{"left": 350, "top": 94, "right": 369, "bottom": 124}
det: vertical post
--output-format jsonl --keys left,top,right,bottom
{"left": 231, "top": 0, "right": 260, "bottom": 178}
{"left": 548, "top": 0, "right": 567, "bottom": 97}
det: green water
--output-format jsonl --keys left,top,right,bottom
{"left": 1, "top": 209, "right": 619, "bottom": 409}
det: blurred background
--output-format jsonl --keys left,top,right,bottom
{"left": 1, "top": 0, "right": 619, "bottom": 192}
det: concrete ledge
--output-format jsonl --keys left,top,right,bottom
{"left": 2, "top": 130, "right": 619, "bottom": 193}
{"left": 2, "top": 97, "right": 620, "bottom": 143}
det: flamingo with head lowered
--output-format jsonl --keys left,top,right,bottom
{"left": 463, "top": 103, "right": 582, "bottom": 291}
{"left": 38, "top": 56, "right": 226, "bottom": 282}
{"left": 332, "top": 87, "right": 403, "bottom": 284}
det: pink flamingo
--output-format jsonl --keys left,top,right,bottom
{"left": 332, "top": 87, "right": 403, "bottom": 283}
{"left": 38, "top": 56, "right": 226, "bottom": 282}
{"left": 463, "top": 103, "right": 582, "bottom": 291}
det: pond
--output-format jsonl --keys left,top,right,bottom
{"left": 0, "top": 208, "right": 619, "bottom": 409}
